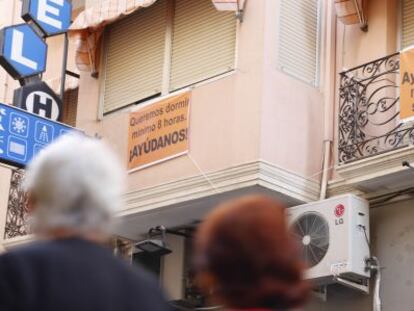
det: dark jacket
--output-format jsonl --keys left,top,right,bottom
{"left": 0, "top": 238, "right": 171, "bottom": 311}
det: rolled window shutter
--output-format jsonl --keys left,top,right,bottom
{"left": 103, "top": 0, "right": 166, "bottom": 113}
{"left": 278, "top": 0, "right": 320, "bottom": 86}
{"left": 170, "top": 0, "right": 236, "bottom": 91}
{"left": 63, "top": 88, "right": 79, "bottom": 127}
{"left": 402, "top": 0, "right": 414, "bottom": 49}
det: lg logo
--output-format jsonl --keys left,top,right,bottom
{"left": 335, "top": 204, "right": 345, "bottom": 226}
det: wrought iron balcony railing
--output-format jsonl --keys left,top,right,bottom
{"left": 338, "top": 52, "right": 413, "bottom": 164}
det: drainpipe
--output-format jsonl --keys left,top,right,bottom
{"left": 320, "top": 0, "right": 337, "bottom": 200}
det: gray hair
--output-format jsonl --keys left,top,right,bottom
{"left": 24, "top": 133, "right": 125, "bottom": 235}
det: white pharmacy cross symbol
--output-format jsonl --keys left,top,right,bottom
{"left": 0, "top": 108, "right": 5, "bottom": 154}
{"left": 39, "top": 125, "right": 49, "bottom": 142}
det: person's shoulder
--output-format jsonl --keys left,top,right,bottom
{"left": 0, "top": 240, "right": 52, "bottom": 258}
{"left": 0, "top": 239, "right": 86, "bottom": 265}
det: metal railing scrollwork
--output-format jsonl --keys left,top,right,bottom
{"left": 338, "top": 52, "right": 414, "bottom": 164}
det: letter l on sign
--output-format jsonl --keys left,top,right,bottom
{"left": 11, "top": 29, "right": 38, "bottom": 70}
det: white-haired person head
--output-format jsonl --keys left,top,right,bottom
{"left": 24, "top": 133, "right": 125, "bottom": 240}
{"left": 0, "top": 134, "right": 171, "bottom": 311}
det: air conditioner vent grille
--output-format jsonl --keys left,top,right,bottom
{"left": 291, "top": 212, "right": 329, "bottom": 268}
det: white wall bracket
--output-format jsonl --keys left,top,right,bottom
{"left": 334, "top": 276, "right": 370, "bottom": 294}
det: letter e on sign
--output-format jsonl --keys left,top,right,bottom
{"left": 22, "top": 0, "right": 72, "bottom": 37}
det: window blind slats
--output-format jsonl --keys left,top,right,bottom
{"left": 402, "top": 0, "right": 414, "bottom": 48}
{"left": 170, "top": 0, "right": 236, "bottom": 91}
{"left": 103, "top": 0, "right": 236, "bottom": 113}
{"left": 63, "top": 88, "right": 79, "bottom": 127}
{"left": 278, "top": 0, "right": 320, "bottom": 86}
{"left": 103, "top": 0, "right": 167, "bottom": 113}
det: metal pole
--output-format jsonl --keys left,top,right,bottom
{"left": 60, "top": 32, "right": 69, "bottom": 101}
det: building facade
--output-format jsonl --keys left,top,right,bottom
{"left": 0, "top": 0, "right": 413, "bottom": 310}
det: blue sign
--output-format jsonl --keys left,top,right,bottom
{"left": 0, "top": 102, "right": 76, "bottom": 167}
{"left": 22, "top": 0, "right": 72, "bottom": 36}
{"left": 0, "top": 24, "right": 47, "bottom": 79}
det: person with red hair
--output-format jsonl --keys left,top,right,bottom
{"left": 194, "top": 195, "right": 310, "bottom": 310}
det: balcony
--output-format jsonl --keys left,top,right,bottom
{"left": 334, "top": 53, "right": 414, "bottom": 196}
{"left": 338, "top": 52, "right": 406, "bottom": 164}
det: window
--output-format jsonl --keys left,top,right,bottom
{"left": 402, "top": 0, "right": 414, "bottom": 49}
{"left": 170, "top": 0, "right": 236, "bottom": 91}
{"left": 62, "top": 88, "right": 79, "bottom": 127}
{"left": 277, "top": 0, "right": 320, "bottom": 86}
{"left": 102, "top": 0, "right": 236, "bottom": 113}
{"left": 103, "top": 0, "right": 167, "bottom": 113}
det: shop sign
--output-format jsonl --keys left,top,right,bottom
{"left": 22, "top": 0, "right": 72, "bottom": 37}
{"left": 0, "top": 0, "right": 71, "bottom": 119}
{"left": 0, "top": 24, "right": 47, "bottom": 79}
{"left": 400, "top": 48, "right": 414, "bottom": 122}
{"left": 128, "top": 92, "right": 191, "bottom": 171}
{"left": 0, "top": 102, "right": 75, "bottom": 168}
{"left": 13, "top": 82, "right": 63, "bottom": 121}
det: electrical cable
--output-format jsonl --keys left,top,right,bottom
{"left": 371, "top": 256, "right": 381, "bottom": 311}
{"left": 359, "top": 225, "right": 381, "bottom": 311}
{"left": 370, "top": 187, "right": 414, "bottom": 208}
{"left": 187, "top": 153, "right": 220, "bottom": 194}
{"left": 360, "top": 225, "right": 371, "bottom": 251}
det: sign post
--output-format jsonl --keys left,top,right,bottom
{"left": 0, "top": 102, "right": 75, "bottom": 168}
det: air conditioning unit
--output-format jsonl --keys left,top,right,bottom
{"left": 288, "top": 194, "right": 370, "bottom": 286}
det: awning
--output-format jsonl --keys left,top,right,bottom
{"left": 69, "top": 0, "right": 239, "bottom": 74}
{"left": 334, "top": 0, "right": 367, "bottom": 26}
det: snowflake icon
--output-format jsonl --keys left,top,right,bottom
{"left": 12, "top": 117, "right": 27, "bottom": 134}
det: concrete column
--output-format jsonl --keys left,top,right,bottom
{"left": 161, "top": 234, "right": 185, "bottom": 301}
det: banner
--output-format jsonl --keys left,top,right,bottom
{"left": 400, "top": 49, "right": 414, "bottom": 122}
{"left": 127, "top": 92, "right": 190, "bottom": 171}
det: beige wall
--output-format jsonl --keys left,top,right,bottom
{"left": 260, "top": 0, "right": 324, "bottom": 178}
{"left": 338, "top": 0, "right": 399, "bottom": 72}
{"left": 77, "top": 0, "right": 325, "bottom": 196}
{"left": 77, "top": 0, "right": 267, "bottom": 192}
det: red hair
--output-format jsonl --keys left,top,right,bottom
{"left": 194, "top": 195, "right": 310, "bottom": 309}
